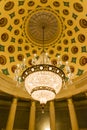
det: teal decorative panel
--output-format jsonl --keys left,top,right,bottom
{"left": 7, "top": 25, "right": 13, "bottom": 31}
{"left": 72, "top": 13, "right": 78, "bottom": 19}
{"left": 71, "top": 57, "right": 77, "bottom": 63}
{"left": 2, "top": 68, "right": 9, "bottom": 75}
{"left": 18, "top": 1, "right": 25, "bottom": 6}
{"left": 26, "top": 53, "right": 30, "bottom": 57}
{"left": 11, "top": 37, "right": 15, "bottom": 43}
{"left": 9, "top": 57, "right": 15, "bottom": 62}
{"left": 9, "top": 12, "right": 15, "bottom": 18}
{"left": 81, "top": 46, "right": 87, "bottom": 52}
{"left": 0, "top": 44, "right": 5, "bottom": 51}
{"left": 64, "top": 48, "right": 69, "bottom": 52}
{"left": 71, "top": 38, "right": 76, "bottom": 43}
{"left": 74, "top": 26, "right": 79, "bottom": 32}
{"left": 18, "top": 47, "right": 22, "bottom": 51}
{"left": 77, "top": 69, "right": 84, "bottom": 76}
{"left": 63, "top": 2, "right": 69, "bottom": 7}
{"left": 59, "top": 65, "right": 65, "bottom": 69}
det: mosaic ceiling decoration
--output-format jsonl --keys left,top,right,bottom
{"left": 0, "top": 0, "right": 87, "bottom": 80}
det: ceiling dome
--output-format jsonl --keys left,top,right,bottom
{"left": 0, "top": 0, "right": 87, "bottom": 79}
{"left": 23, "top": 8, "right": 63, "bottom": 47}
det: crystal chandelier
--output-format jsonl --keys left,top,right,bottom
{"left": 14, "top": 26, "right": 73, "bottom": 105}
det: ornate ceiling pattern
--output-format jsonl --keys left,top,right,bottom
{"left": 0, "top": 0, "right": 87, "bottom": 80}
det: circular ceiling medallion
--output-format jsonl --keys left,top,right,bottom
{"left": 28, "top": 1, "right": 35, "bottom": 6}
{"left": 14, "top": 19, "right": 20, "bottom": 25}
{"left": 79, "top": 19, "right": 87, "bottom": 28}
{"left": 17, "top": 54, "right": 24, "bottom": 61}
{"left": 79, "top": 56, "right": 87, "bottom": 66}
{"left": 70, "top": 66, "right": 75, "bottom": 73}
{"left": 63, "top": 39, "right": 68, "bottom": 45}
{"left": 71, "top": 46, "right": 78, "bottom": 54}
{"left": 49, "top": 49, "right": 54, "bottom": 55}
{"left": 57, "top": 46, "right": 62, "bottom": 51}
{"left": 18, "top": 8, "right": 25, "bottom": 14}
{"left": 32, "top": 49, "right": 37, "bottom": 54}
{"left": 8, "top": 45, "right": 15, "bottom": 53}
{"left": 14, "top": 29, "right": 20, "bottom": 35}
{"left": 67, "top": 20, "right": 73, "bottom": 26}
{"left": 11, "top": 65, "right": 17, "bottom": 73}
{"left": 73, "top": 2, "right": 83, "bottom": 12}
{"left": 40, "top": 0, "right": 47, "bottom": 4}
{"left": 51, "top": 59, "right": 57, "bottom": 66}
{"left": 4, "top": 1, "right": 14, "bottom": 11}
{"left": 0, "top": 55, "right": 7, "bottom": 65}
{"left": 18, "top": 38, "right": 23, "bottom": 44}
{"left": 53, "top": 1, "right": 60, "bottom": 7}
{"left": 78, "top": 34, "right": 85, "bottom": 43}
{"left": 0, "top": 17, "right": 8, "bottom": 27}
{"left": 67, "top": 30, "right": 73, "bottom": 36}
{"left": 24, "top": 45, "right": 29, "bottom": 51}
{"left": 1, "top": 33, "right": 9, "bottom": 42}
{"left": 62, "top": 54, "right": 69, "bottom": 62}
{"left": 28, "top": 59, "right": 32, "bottom": 65}
{"left": 63, "top": 9, "right": 69, "bottom": 15}
{"left": 23, "top": 8, "right": 63, "bottom": 47}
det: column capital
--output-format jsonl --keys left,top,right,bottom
{"left": 68, "top": 98, "right": 73, "bottom": 104}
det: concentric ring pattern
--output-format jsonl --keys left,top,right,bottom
{"left": 0, "top": 0, "right": 87, "bottom": 80}
{"left": 23, "top": 9, "right": 63, "bottom": 47}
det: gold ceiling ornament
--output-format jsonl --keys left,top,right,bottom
{"left": 14, "top": 25, "right": 73, "bottom": 110}
{"left": 23, "top": 8, "right": 63, "bottom": 47}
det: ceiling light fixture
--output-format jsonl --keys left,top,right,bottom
{"left": 14, "top": 25, "right": 73, "bottom": 107}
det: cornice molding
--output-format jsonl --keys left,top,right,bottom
{"left": 0, "top": 72, "right": 31, "bottom": 100}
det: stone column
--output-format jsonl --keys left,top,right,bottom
{"left": 28, "top": 101, "right": 36, "bottom": 130}
{"left": 67, "top": 98, "right": 79, "bottom": 130}
{"left": 49, "top": 101, "right": 56, "bottom": 130}
{"left": 6, "top": 98, "right": 17, "bottom": 130}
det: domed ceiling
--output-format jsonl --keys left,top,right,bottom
{"left": 0, "top": 0, "right": 87, "bottom": 80}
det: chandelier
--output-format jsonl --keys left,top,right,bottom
{"left": 14, "top": 26, "right": 73, "bottom": 106}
